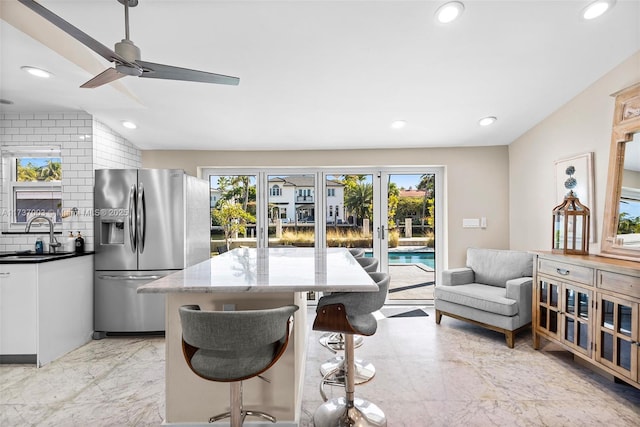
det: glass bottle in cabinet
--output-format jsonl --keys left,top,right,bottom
{"left": 596, "top": 294, "right": 638, "bottom": 381}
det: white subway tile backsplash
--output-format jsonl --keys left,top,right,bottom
{"left": 1, "top": 111, "right": 141, "bottom": 252}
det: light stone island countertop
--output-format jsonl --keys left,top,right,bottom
{"left": 137, "top": 246, "right": 379, "bottom": 293}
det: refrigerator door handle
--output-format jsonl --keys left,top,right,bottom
{"left": 128, "top": 184, "right": 137, "bottom": 252}
{"left": 97, "top": 274, "right": 163, "bottom": 280}
{"left": 137, "top": 183, "right": 146, "bottom": 253}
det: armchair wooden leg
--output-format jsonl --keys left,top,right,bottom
{"left": 505, "top": 331, "right": 515, "bottom": 348}
{"left": 435, "top": 309, "right": 443, "bottom": 324}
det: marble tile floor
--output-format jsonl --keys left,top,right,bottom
{"left": 2, "top": 307, "right": 640, "bottom": 426}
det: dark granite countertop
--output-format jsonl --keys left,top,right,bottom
{"left": 0, "top": 251, "right": 94, "bottom": 264}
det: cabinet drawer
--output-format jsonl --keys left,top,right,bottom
{"left": 598, "top": 271, "right": 640, "bottom": 299}
{"left": 538, "top": 258, "right": 594, "bottom": 285}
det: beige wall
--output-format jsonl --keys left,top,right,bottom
{"left": 143, "top": 146, "right": 509, "bottom": 268}
{"left": 509, "top": 51, "right": 640, "bottom": 254}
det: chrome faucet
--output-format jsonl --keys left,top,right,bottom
{"left": 25, "top": 215, "right": 61, "bottom": 253}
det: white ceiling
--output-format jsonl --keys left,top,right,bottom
{"left": 1, "top": 0, "right": 639, "bottom": 151}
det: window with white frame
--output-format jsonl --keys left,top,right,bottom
{"left": 3, "top": 147, "right": 62, "bottom": 228}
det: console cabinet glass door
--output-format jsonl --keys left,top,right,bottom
{"left": 595, "top": 293, "right": 638, "bottom": 381}
{"left": 537, "top": 277, "right": 561, "bottom": 340}
{"left": 561, "top": 284, "right": 593, "bottom": 356}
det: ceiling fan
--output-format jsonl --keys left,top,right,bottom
{"left": 18, "top": 0, "right": 239, "bottom": 88}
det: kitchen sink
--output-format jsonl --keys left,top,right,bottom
{"left": 0, "top": 252, "right": 76, "bottom": 262}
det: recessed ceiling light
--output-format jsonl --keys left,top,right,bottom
{"left": 20, "top": 66, "right": 53, "bottom": 79}
{"left": 122, "top": 121, "right": 137, "bottom": 129}
{"left": 435, "top": 1, "right": 465, "bottom": 24}
{"left": 391, "top": 120, "right": 407, "bottom": 129}
{"left": 582, "top": 0, "right": 615, "bottom": 20}
{"left": 478, "top": 116, "right": 497, "bottom": 126}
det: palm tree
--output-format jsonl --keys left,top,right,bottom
{"left": 417, "top": 174, "right": 435, "bottom": 229}
{"left": 38, "top": 160, "right": 62, "bottom": 181}
{"left": 344, "top": 182, "right": 373, "bottom": 226}
{"left": 17, "top": 161, "right": 38, "bottom": 181}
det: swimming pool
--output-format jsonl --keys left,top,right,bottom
{"left": 365, "top": 251, "right": 435, "bottom": 268}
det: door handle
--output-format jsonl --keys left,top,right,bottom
{"left": 137, "top": 183, "right": 146, "bottom": 253}
{"left": 128, "top": 184, "right": 137, "bottom": 252}
{"left": 98, "top": 275, "right": 162, "bottom": 280}
{"left": 378, "top": 225, "right": 386, "bottom": 240}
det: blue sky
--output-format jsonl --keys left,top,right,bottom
{"left": 19, "top": 157, "right": 61, "bottom": 167}
{"left": 620, "top": 200, "right": 640, "bottom": 219}
{"left": 388, "top": 174, "right": 426, "bottom": 190}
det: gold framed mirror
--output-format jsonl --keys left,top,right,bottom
{"left": 601, "top": 82, "right": 640, "bottom": 261}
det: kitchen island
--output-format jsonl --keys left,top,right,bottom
{"left": 137, "top": 246, "right": 378, "bottom": 426}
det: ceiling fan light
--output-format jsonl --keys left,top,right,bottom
{"left": 583, "top": 0, "right": 615, "bottom": 20}
{"left": 122, "top": 121, "right": 137, "bottom": 129}
{"left": 435, "top": 2, "right": 465, "bottom": 24}
{"left": 478, "top": 116, "right": 497, "bottom": 127}
{"left": 21, "top": 66, "right": 52, "bottom": 79}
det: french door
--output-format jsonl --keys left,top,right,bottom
{"left": 377, "top": 170, "right": 441, "bottom": 304}
{"left": 202, "top": 167, "right": 443, "bottom": 304}
{"left": 320, "top": 169, "right": 441, "bottom": 304}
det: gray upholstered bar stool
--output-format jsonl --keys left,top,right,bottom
{"left": 356, "top": 256, "right": 379, "bottom": 272}
{"left": 319, "top": 256, "right": 379, "bottom": 353}
{"left": 348, "top": 248, "right": 366, "bottom": 258}
{"left": 312, "top": 273, "right": 389, "bottom": 427}
{"left": 179, "top": 304, "right": 299, "bottom": 427}
{"left": 319, "top": 272, "right": 389, "bottom": 399}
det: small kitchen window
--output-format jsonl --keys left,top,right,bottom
{"left": 2, "top": 147, "right": 62, "bottom": 230}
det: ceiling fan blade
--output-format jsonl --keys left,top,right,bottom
{"left": 136, "top": 60, "right": 240, "bottom": 86}
{"left": 17, "top": 0, "right": 130, "bottom": 65}
{"left": 80, "top": 68, "right": 127, "bottom": 89}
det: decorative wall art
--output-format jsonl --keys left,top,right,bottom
{"left": 555, "top": 152, "right": 595, "bottom": 242}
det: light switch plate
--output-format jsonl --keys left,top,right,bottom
{"left": 463, "top": 218, "right": 480, "bottom": 228}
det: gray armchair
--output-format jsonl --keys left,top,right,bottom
{"left": 434, "top": 248, "right": 534, "bottom": 348}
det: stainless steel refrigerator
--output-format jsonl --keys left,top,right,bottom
{"left": 93, "top": 169, "right": 210, "bottom": 337}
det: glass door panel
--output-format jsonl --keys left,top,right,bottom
{"left": 560, "top": 285, "right": 591, "bottom": 355}
{"left": 324, "top": 174, "right": 374, "bottom": 251}
{"left": 537, "top": 279, "right": 560, "bottom": 337}
{"left": 208, "top": 174, "right": 257, "bottom": 254}
{"left": 267, "top": 174, "right": 316, "bottom": 247}
{"left": 619, "top": 304, "right": 632, "bottom": 336}
{"left": 381, "top": 173, "right": 436, "bottom": 302}
{"left": 596, "top": 294, "right": 637, "bottom": 380}
{"left": 550, "top": 284, "right": 559, "bottom": 307}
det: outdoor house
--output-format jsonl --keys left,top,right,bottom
{"left": 268, "top": 176, "right": 345, "bottom": 224}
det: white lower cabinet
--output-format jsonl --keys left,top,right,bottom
{"left": 0, "top": 264, "right": 37, "bottom": 355}
{"left": 0, "top": 255, "right": 94, "bottom": 366}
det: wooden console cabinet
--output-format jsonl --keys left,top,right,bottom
{"left": 533, "top": 252, "right": 640, "bottom": 389}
